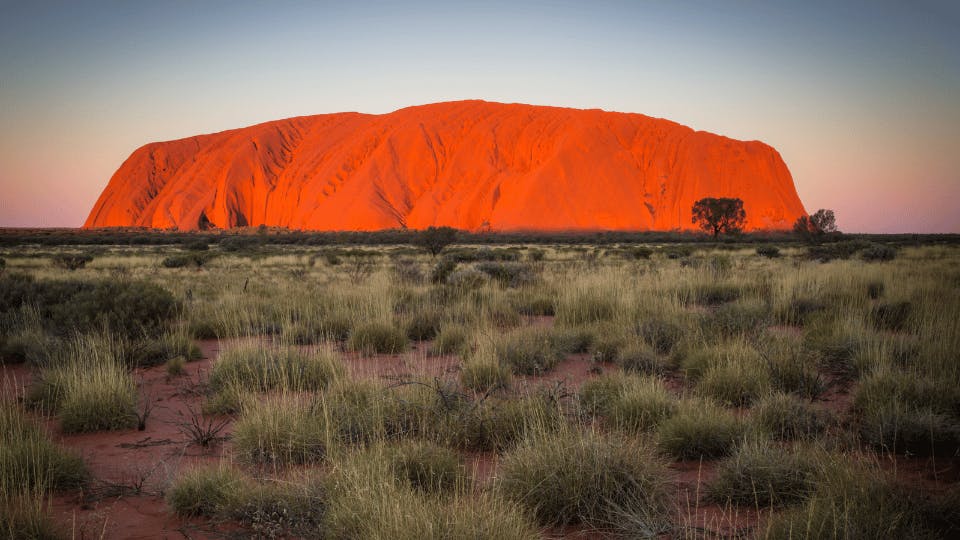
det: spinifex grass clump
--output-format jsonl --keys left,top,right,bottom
{"left": 657, "top": 398, "right": 743, "bottom": 460}
{"left": 580, "top": 373, "right": 678, "bottom": 432}
{"left": 764, "top": 461, "right": 960, "bottom": 539}
{"left": 428, "top": 323, "right": 469, "bottom": 356}
{"left": 167, "top": 465, "right": 246, "bottom": 517}
{"left": 461, "top": 353, "right": 513, "bottom": 392}
{"left": 325, "top": 445, "right": 539, "bottom": 540}
{"left": 493, "top": 326, "right": 565, "bottom": 375}
{"left": 707, "top": 440, "right": 819, "bottom": 507}
{"left": 448, "top": 393, "right": 563, "bottom": 452}
{"left": 27, "top": 334, "right": 138, "bottom": 433}
{"left": 210, "top": 345, "right": 345, "bottom": 395}
{"left": 853, "top": 370, "right": 960, "bottom": 456}
{"left": 1, "top": 401, "right": 89, "bottom": 538}
{"left": 697, "top": 353, "right": 771, "bottom": 407}
{"left": 232, "top": 395, "right": 327, "bottom": 466}
{"left": 347, "top": 321, "right": 409, "bottom": 354}
{"left": 386, "top": 440, "right": 464, "bottom": 494}
{"left": 0, "top": 402, "right": 88, "bottom": 493}
{"left": 497, "top": 428, "right": 671, "bottom": 530}
{"left": 556, "top": 287, "right": 620, "bottom": 325}
{"left": 752, "top": 393, "right": 829, "bottom": 441}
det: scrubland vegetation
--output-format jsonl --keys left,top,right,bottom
{"left": 1, "top": 232, "right": 958, "bottom": 538}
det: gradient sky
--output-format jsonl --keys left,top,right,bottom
{"left": 1, "top": 1, "right": 957, "bottom": 232}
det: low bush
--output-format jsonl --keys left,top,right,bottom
{"left": 756, "top": 245, "right": 781, "bottom": 258}
{"left": 132, "top": 334, "right": 201, "bottom": 367}
{"left": 657, "top": 398, "right": 743, "bottom": 459}
{"left": 347, "top": 321, "right": 409, "bottom": 354}
{"left": 51, "top": 253, "right": 92, "bottom": 271}
{"left": 0, "top": 275, "right": 180, "bottom": 339}
{"left": 705, "top": 300, "right": 770, "bottom": 338}
{"left": 498, "top": 428, "right": 671, "bottom": 529}
{"left": 761, "top": 338, "right": 825, "bottom": 399}
{"left": 708, "top": 441, "right": 818, "bottom": 506}
{"left": 861, "top": 243, "right": 897, "bottom": 262}
{"left": 474, "top": 261, "right": 538, "bottom": 287}
{"left": 689, "top": 283, "right": 741, "bottom": 306}
{"left": 430, "top": 256, "right": 458, "bottom": 284}
{"left": 636, "top": 317, "right": 685, "bottom": 355}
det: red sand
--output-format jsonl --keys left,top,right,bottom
{"left": 84, "top": 100, "right": 806, "bottom": 232}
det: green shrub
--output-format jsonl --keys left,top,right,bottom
{"left": 0, "top": 277, "right": 180, "bottom": 339}
{"left": 347, "top": 321, "right": 408, "bottom": 354}
{"left": 657, "top": 399, "right": 743, "bottom": 459}
{"left": 451, "top": 394, "right": 561, "bottom": 452}
{"left": 708, "top": 441, "right": 817, "bottom": 506}
{"left": 430, "top": 256, "right": 458, "bottom": 284}
{"left": 498, "top": 429, "right": 671, "bottom": 528}
{"left": 167, "top": 466, "right": 245, "bottom": 516}
{"left": 753, "top": 393, "right": 828, "bottom": 441}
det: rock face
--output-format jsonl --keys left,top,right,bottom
{"left": 84, "top": 100, "right": 806, "bottom": 231}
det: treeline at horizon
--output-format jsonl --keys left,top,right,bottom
{"left": 1, "top": 227, "right": 958, "bottom": 248}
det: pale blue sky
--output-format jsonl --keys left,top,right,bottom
{"left": 1, "top": 1, "right": 958, "bottom": 231}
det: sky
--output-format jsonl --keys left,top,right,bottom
{"left": 0, "top": 0, "right": 958, "bottom": 232}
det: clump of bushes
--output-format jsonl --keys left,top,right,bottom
{"left": 474, "top": 261, "right": 538, "bottom": 287}
{"left": 756, "top": 245, "right": 781, "bottom": 258}
{"left": 51, "top": 253, "right": 93, "bottom": 271}
{"left": 347, "top": 321, "right": 409, "bottom": 354}
{"left": 689, "top": 283, "right": 741, "bottom": 306}
{"left": 861, "top": 243, "right": 897, "bottom": 262}
{"left": 429, "top": 324, "right": 469, "bottom": 356}
{"left": 498, "top": 428, "right": 671, "bottom": 529}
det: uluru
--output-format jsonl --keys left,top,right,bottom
{"left": 84, "top": 100, "right": 806, "bottom": 232}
